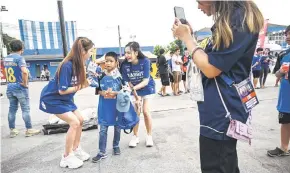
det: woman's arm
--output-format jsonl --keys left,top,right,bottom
{"left": 173, "top": 19, "right": 256, "bottom": 79}
{"left": 183, "top": 37, "right": 221, "bottom": 78}
{"left": 128, "top": 82, "right": 140, "bottom": 101}
{"left": 59, "top": 86, "right": 80, "bottom": 95}
{"left": 132, "top": 79, "right": 149, "bottom": 90}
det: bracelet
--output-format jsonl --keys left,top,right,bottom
{"left": 191, "top": 46, "right": 203, "bottom": 60}
{"left": 131, "top": 85, "right": 136, "bottom": 92}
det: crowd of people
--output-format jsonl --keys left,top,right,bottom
{"left": 2, "top": 0, "right": 290, "bottom": 173}
{"left": 156, "top": 48, "right": 191, "bottom": 96}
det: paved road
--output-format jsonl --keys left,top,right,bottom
{"left": 1, "top": 74, "right": 289, "bottom": 173}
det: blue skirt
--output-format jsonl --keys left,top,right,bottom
{"left": 39, "top": 100, "right": 77, "bottom": 114}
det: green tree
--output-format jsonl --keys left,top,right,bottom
{"left": 3, "top": 33, "right": 16, "bottom": 55}
{"left": 167, "top": 40, "right": 185, "bottom": 55}
{"left": 166, "top": 41, "right": 178, "bottom": 53}
{"left": 153, "top": 45, "right": 167, "bottom": 57}
{"left": 174, "top": 40, "right": 184, "bottom": 55}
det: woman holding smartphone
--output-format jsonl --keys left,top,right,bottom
{"left": 39, "top": 37, "right": 94, "bottom": 169}
{"left": 172, "top": 1, "right": 264, "bottom": 173}
{"left": 120, "top": 41, "right": 156, "bottom": 148}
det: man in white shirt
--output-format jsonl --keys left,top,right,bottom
{"left": 171, "top": 48, "right": 183, "bottom": 95}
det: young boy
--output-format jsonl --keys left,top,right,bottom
{"left": 251, "top": 48, "right": 263, "bottom": 89}
{"left": 4, "top": 39, "right": 40, "bottom": 137}
{"left": 267, "top": 25, "right": 290, "bottom": 157}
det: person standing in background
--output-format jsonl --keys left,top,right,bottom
{"left": 171, "top": 48, "right": 183, "bottom": 96}
{"left": 252, "top": 48, "right": 263, "bottom": 89}
{"left": 45, "top": 68, "right": 50, "bottom": 81}
{"left": 4, "top": 39, "right": 41, "bottom": 138}
{"left": 41, "top": 68, "right": 46, "bottom": 81}
{"left": 259, "top": 48, "right": 272, "bottom": 88}
{"left": 157, "top": 49, "right": 170, "bottom": 96}
{"left": 181, "top": 48, "right": 191, "bottom": 93}
{"left": 166, "top": 51, "right": 175, "bottom": 93}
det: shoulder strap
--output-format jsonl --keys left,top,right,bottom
{"left": 99, "top": 72, "right": 106, "bottom": 81}
{"left": 214, "top": 78, "right": 231, "bottom": 119}
{"left": 123, "top": 128, "right": 133, "bottom": 134}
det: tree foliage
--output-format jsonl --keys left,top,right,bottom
{"left": 3, "top": 33, "right": 16, "bottom": 55}
{"left": 153, "top": 45, "right": 167, "bottom": 57}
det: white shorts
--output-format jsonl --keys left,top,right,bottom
{"left": 130, "top": 94, "right": 154, "bottom": 102}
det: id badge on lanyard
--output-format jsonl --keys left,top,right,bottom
{"left": 234, "top": 78, "right": 259, "bottom": 112}
{"left": 215, "top": 74, "right": 256, "bottom": 144}
{"left": 220, "top": 74, "right": 259, "bottom": 112}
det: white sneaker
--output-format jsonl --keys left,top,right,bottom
{"left": 146, "top": 135, "right": 154, "bottom": 147}
{"left": 60, "top": 153, "right": 83, "bottom": 169}
{"left": 74, "top": 147, "right": 90, "bottom": 161}
{"left": 129, "top": 135, "right": 139, "bottom": 148}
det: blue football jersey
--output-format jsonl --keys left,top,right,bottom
{"left": 4, "top": 54, "right": 26, "bottom": 84}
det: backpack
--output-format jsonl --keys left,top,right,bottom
{"left": 116, "top": 102, "right": 139, "bottom": 134}
{"left": 115, "top": 78, "right": 139, "bottom": 134}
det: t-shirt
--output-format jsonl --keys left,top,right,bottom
{"left": 121, "top": 58, "right": 155, "bottom": 96}
{"left": 182, "top": 55, "right": 191, "bottom": 72}
{"left": 157, "top": 55, "right": 168, "bottom": 74}
{"left": 171, "top": 55, "right": 182, "bottom": 72}
{"left": 40, "top": 61, "right": 78, "bottom": 106}
{"left": 198, "top": 7, "right": 259, "bottom": 141}
{"left": 251, "top": 55, "right": 262, "bottom": 71}
{"left": 3, "top": 53, "right": 27, "bottom": 90}
{"left": 277, "top": 50, "right": 290, "bottom": 113}
{"left": 260, "top": 56, "right": 271, "bottom": 68}
{"left": 97, "top": 70, "right": 123, "bottom": 126}
{"left": 167, "top": 58, "right": 173, "bottom": 73}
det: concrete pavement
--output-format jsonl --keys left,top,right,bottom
{"left": 1, "top": 74, "right": 289, "bottom": 173}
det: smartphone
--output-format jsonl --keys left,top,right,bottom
{"left": 174, "top": 6, "right": 187, "bottom": 24}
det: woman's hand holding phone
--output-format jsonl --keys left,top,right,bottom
{"left": 172, "top": 18, "right": 195, "bottom": 43}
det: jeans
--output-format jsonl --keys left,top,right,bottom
{"left": 259, "top": 66, "right": 269, "bottom": 86}
{"left": 99, "top": 125, "right": 121, "bottom": 154}
{"left": 6, "top": 87, "right": 32, "bottom": 129}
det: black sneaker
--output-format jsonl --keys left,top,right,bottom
{"left": 113, "top": 147, "right": 121, "bottom": 155}
{"left": 267, "top": 147, "right": 290, "bottom": 157}
{"left": 92, "top": 153, "right": 108, "bottom": 163}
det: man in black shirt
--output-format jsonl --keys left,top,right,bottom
{"left": 157, "top": 49, "right": 170, "bottom": 96}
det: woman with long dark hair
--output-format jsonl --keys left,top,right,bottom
{"left": 172, "top": 1, "right": 264, "bottom": 172}
{"left": 39, "top": 37, "right": 94, "bottom": 169}
{"left": 259, "top": 48, "right": 272, "bottom": 88}
{"left": 120, "top": 41, "right": 156, "bottom": 148}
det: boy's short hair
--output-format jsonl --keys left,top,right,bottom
{"left": 256, "top": 48, "right": 263, "bottom": 52}
{"left": 9, "top": 39, "right": 24, "bottom": 52}
{"left": 159, "top": 48, "right": 165, "bottom": 55}
{"left": 285, "top": 25, "right": 290, "bottom": 35}
{"left": 105, "top": 52, "right": 118, "bottom": 61}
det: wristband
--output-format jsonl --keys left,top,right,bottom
{"left": 191, "top": 46, "right": 203, "bottom": 60}
{"left": 131, "top": 85, "right": 136, "bottom": 91}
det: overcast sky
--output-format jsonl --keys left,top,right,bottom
{"left": 1, "top": 0, "right": 289, "bottom": 47}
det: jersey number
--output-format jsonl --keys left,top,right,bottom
{"left": 5, "top": 67, "right": 16, "bottom": 83}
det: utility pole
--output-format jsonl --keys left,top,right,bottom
{"left": 118, "top": 25, "right": 122, "bottom": 58}
{"left": 0, "top": 6, "right": 8, "bottom": 59}
{"left": 57, "top": 0, "right": 68, "bottom": 57}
